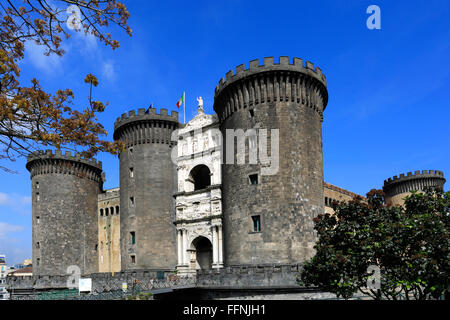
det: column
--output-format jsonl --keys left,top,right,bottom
{"left": 212, "top": 225, "right": 218, "bottom": 266}
{"left": 218, "top": 225, "right": 223, "bottom": 266}
{"left": 177, "top": 229, "right": 182, "bottom": 266}
{"left": 182, "top": 229, "right": 188, "bottom": 266}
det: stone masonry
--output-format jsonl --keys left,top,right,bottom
{"left": 26, "top": 150, "right": 103, "bottom": 276}
{"left": 213, "top": 57, "right": 328, "bottom": 265}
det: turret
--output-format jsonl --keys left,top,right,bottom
{"left": 26, "top": 150, "right": 103, "bottom": 276}
{"left": 383, "top": 170, "right": 446, "bottom": 206}
{"left": 213, "top": 56, "right": 328, "bottom": 265}
{"left": 113, "top": 108, "right": 179, "bottom": 270}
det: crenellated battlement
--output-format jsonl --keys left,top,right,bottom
{"left": 383, "top": 170, "right": 446, "bottom": 199}
{"left": 113, "top": 108, "right": 180, "bottom": 146}
{"left": 26, "top": 149, "right": 102, "bottom": 171}
{"left": 384, "top": 170, "right": 445, "bottom": 185}
{"left": 214, "top": 56, "right": 327, "bottom": 98}
{"left": 213, "top": 56, "right": 329, "bottom": 122}
{"left": 114, "top": 108, "right": 179, "bottom": 131}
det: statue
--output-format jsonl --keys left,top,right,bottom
{"left": 196, "top": 96, "right": 204, "bottom": 114}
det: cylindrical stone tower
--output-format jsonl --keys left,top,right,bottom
{"left": 26, "top": 150, "right": 103, "bottom": 276}
{"left": 113, "top": 108, "right": 179, "bottom": 271}
{"left": 383, "top": 170, "right": 446, "bottom": 206}
{"left": 213, "top": 56, "right": 328, "bottom": 265}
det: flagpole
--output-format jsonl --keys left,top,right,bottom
{"left": 183, "top": 91, "right": 186, "bottom": 124}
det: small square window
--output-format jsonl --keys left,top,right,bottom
{"left": 252, "top": 215, "right": 261, "bottom": 232}
{"left": 249, "top": 174, "right": 258, "bottom": 185}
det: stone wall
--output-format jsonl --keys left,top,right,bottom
{"left": 98, "top": 188, "right": 121, "bottom": 272}
{"left": 114, "top": 108, "right": 179, "bottom": 271}
{"left": 213, "top": 57, "right": 328, "bottom": 265}
{"left": 26, "top": 150, "right": 103, "bottom": 276}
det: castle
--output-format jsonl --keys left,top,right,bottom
{"left": 25, "top": 56, "right": 446, "bottom": 277}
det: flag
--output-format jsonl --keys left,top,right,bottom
{"left": 176, "top": 92, "right": 185, "bottom": 109}
{"left": 145, "top": 103, "right": 153, "bottom": 114}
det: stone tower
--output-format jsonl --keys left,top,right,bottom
{"left": 383, "top": 170, "right": 446, "bottom": 206}
{"left": 113, "top": 108, "right": 179, "bottom": 270}
{"left": 213, "top": 56, "right": 329, "bottom": 265}
{"left": 26, "top": 150, "right": 103, "bottom": 276}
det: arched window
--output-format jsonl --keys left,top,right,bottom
{"left": 110, "top": 207, "right": 114, "bottom": 215}
{"left": 100, "top": 209, "right": 104, "bottom": 216}
{"left": 116, "top": 206, "right": 120, "bottom": 215}
{"left": 189, "top": 165, "right": 211, "bottom": 191}
{"left": 105, "top": 208, "right": 109, "bottom": 216}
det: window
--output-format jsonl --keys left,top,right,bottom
{"left": 105, "top": 208, "right": 109, "bottom": 216}
{"left": 95, "top": 244, "right": 98, "bottom": 252}
{"left": 36, "top": 181, "right": 39, "bottom": 189}
{"left": 249, "top": 174, "right": 258, "bottom": 185}
{"left": 36, "top": 258, "right": 40, "bottom": 266}
{"left": 36, "top": 192, "right": 40, "bottom": 201}
{"left": 130, "top": 232, "right": 136, "bottom": 245}
{"left": 36, "top": 216, "right": 40, "bottom": 224}
{"left": 36, "top": 242, "right": 40, "bottom": 249}
{"left": 252, "top": 215, "right": 261, "bottom": 232}
{"left": 130, "top": 197, "right": 135, "bottom": 207}
{"left": 131, "top": 255, "right": 136, "bottom": 264}
{"left": 189, "top": 165, "right": 211, "bottom": 191}
{"left": 249, "top": 109, "right": 255, "bottom": 118}
{"left": 100, "top": 209, "right": 104, "bottom": 216}
{"left": 116, "top": 206, "right": 120, "bottom": 215}
{"left": 110, "top": 207, "right": 114, "bottom": 215}
{"left": 129, "top": 167, "right": 134, "bottom": 178}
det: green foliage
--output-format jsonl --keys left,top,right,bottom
{"left": 300, "top": 188, "right": 450, "bottom": 300}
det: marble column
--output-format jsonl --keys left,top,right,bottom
{"left": 218, "top": 225, "right": 223, "bottom": 265}
{"left": 182, "top": 229, "right": 188, "bottom": 266}
{"left": 212, "top": 225, "right": 218, "bottom": 267}
{"left": 177, "top": 229, "right": 182, "bottom": 266}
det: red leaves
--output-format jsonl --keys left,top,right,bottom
{"left": 0, "top": 1, "right": 131, "bottom": 169}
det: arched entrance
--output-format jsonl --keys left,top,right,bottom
{"left": 190, "top": 236, "right": 212, "bottom": 270}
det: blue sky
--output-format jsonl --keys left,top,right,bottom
{"left": 0, "top": 0, "right": 449, "bottom": 265}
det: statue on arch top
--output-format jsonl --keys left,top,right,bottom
{"left": 197, "top": 96, "right": 204, "bottom": 114}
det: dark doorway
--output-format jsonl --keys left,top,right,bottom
{"left": 189, "top": 165, "right": 211, "bottom": 191}
{"left": 191, "top": 236, "right": 213, "bottom": 270}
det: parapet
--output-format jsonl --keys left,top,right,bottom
{"left": 98, "top": 187, "right": 120, "bottom": 201}
{"left": 214, "top": 56, "right": 327, "bottom": 99}
{"left": 383, "top": 170, "right": 445, "bottom": 186}
{"left": 113, "top": 108, "right": 179, "bottom": 133}
{"left": 383, "top": 170, "right": 446, "bottom": 197}
{"left": 26, "top": 149, "right": 103, "bottom": 171}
